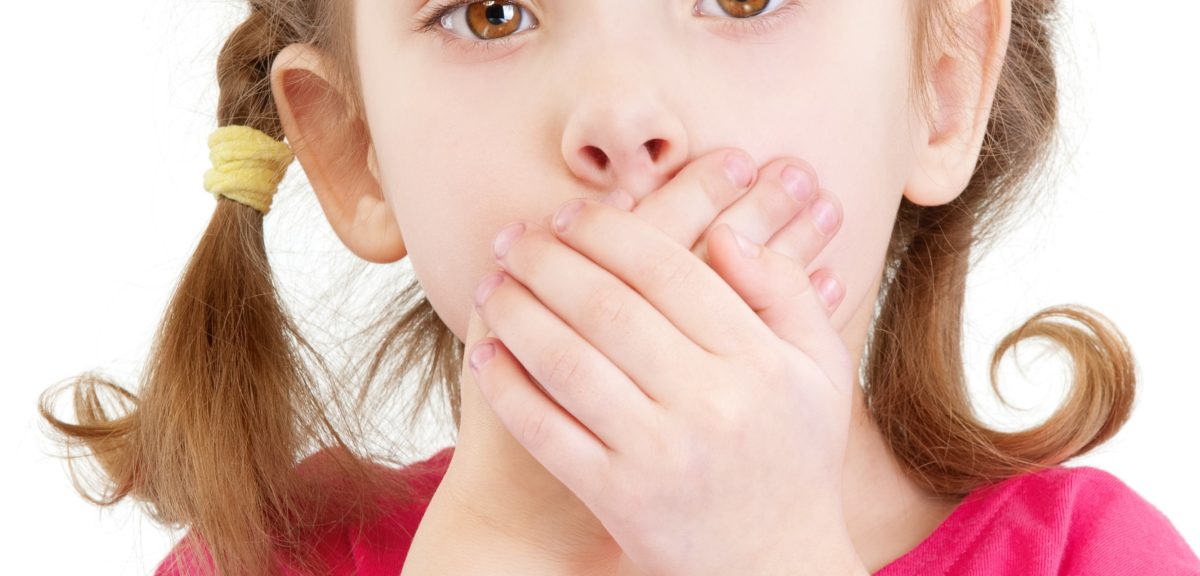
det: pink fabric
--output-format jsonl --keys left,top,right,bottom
{"left": 156, "top": 446, "right": 1199, "bottom": 575}
{"left": 153, "top": 446, "right": 454, "bottom": 576}
{"left": 874, "top": 464, "right": 1200, "bottom": 575}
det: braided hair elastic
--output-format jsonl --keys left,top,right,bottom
{"left": 203, "top": 125, "right": 295, "bottom": 215}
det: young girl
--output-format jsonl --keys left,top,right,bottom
{"left": 38, "top": 0, "right": 1199, "bottom": 574}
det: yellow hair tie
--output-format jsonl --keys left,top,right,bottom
{"left": 203, "top": 125, "right": 295, "bottom": 215}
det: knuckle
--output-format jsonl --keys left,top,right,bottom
{"left": 694, "top": 391, "right": 745, "bottom": 436}
{"left": 733, "top": 337, "right": 777, "bottom": 378}
{"left": 519, "top": 409, "right": 553, "bottom": 451}
{"left": 585, "top": 284, "right": 633, "bottom": 329}
{"left": 648, "top": 249, "right": 697, "bottom": 294}
{"left": 540, "top": 342, "right": 588, "bottom": 391}
{"left": 711, "top": 320, "right": 753, "bottom": 357}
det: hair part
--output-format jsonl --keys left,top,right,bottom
{"left": 39, "top": 0, "right": 1136, "bottom": 573}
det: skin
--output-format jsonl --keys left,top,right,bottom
{"left": 268, "top": 0, "right": 1012, "bottom": 572}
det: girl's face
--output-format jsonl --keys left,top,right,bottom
{"left": 356, "top": 0, "right": 924, "bottom": 342}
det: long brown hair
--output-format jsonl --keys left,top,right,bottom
{"left": 39, "top": 0, "right": 1135, "bottom": 574}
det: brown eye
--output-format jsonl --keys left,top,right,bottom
{"left": 695, "top": 0, "right": 791, "bottom": 21}
{"left": 464, "top": 1, "right": 525, "bottom": 40}
{"left": 715, "top": 0, "right": 771, "bottom": 18}
{"left": 432, "top": 0, "right": 538, "bottom": 44}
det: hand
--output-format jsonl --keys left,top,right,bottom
{"left": 605, "top": 148, "right": 847, "bottom": 333}
{"left": 467, "top": 152, "right": 867, "bottom": 575}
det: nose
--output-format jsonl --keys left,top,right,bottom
{"left": 560, "top": 87, "right": 689, "bottom": 202}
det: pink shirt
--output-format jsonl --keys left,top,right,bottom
{"left": 155, "top": 445, "right": 1199, "bottom": 575}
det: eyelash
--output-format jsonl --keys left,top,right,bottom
{"left": 412, "top": 0, "right": 805, "bottom": 56}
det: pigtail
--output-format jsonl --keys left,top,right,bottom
{"left": 39, "top": 4, "right": 406, "bottom": 575}
{"left": 864, "top": 0, "right": 1137, "bottom": 496}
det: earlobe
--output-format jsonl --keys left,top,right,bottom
{"left": 270, "top": 43, "right": 407, "bottom": 263}
{"left": 905, "top": 0, "right": 1012, "bottom": 207}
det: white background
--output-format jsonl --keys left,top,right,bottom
{"left": 2, "top": 1, "right": 1197, "bottom": 574}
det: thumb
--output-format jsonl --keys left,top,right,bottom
{"left": 708, "top": 223, "right": 850, "bottom": 379}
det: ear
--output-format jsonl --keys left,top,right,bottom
{"left": 270, "top": 43, "right": 406, "bottom": 263}
{"left": 905, "top": 0, "right": 1012, "bottom": 207}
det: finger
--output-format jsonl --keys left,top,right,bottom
{"left": 625, "top": 148, "right": 755, "bottom": 250}
{"left": 473, "top": 268, "right": 660, "bottom": 451}
{"left": 550, "top": 198, "right": 774, "bottom": 359}
{"left": 764, "top": 188, "right": 843, "bottom": 263}
{"left": 691, "top": 158, "right": 818, "bottom": 264}
{"left": 457, "top": 304, "right": 500, "bottom": 415}
{"left": 459, "top": 304, "right": 489, "bottom": 395}
{"left": 599, "top": 187, "right": 636, "bottom": 211}
{"left": 467, "top": 333, "right": 610, "bottom": 503}
{"left": 490, "top": 221, "right": 705, "bottom": 402}
{"left": 706, "top": 223, "right": 854, "bottom": 396}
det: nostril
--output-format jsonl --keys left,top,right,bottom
{"left": 582, "top": 145, "right": 609, "bottom": 170}
{"left": 645, "top": 138, "right": 666, "bottom": 162}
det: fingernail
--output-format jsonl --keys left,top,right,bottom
{"left": 732, "top": 228, "right": 761, "bottom": 258}
{"left": 724, "top": 152, "right": 754, "bottom": 189}
{"left": 493, "top": 222, "right": 526, "bottom": 259}
{"left": 554, "top": 199, "right": 586, "bottom": 234}
{"left": 818, "top": 276, "right": 843, "bottom": 308}
{"left": 470, "top": 342, "right": 496, "bottom": 372}
{"left": 811, "top": 198, "right": 839, "bottom": 235}
{"left": 474, "top": 273, "right": 504, "bottom": 307}
{"left": 781, "top": 166, "right": 814, "bottom": 204}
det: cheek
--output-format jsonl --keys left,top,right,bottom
{"left": 362, "top": 67, "right": 556, "bottom": 343}
{"left": 689, "top": 27, "right": 914, "bottom": 331}
{"left": 793, "top": 86, "right": 910, "bottom": 332}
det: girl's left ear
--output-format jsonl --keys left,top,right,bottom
{"left": 270, "top": 43, "right": 407, "bottom": 264}
{"left": 905, "top": 0, "right": 1013, "bottom": 207}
